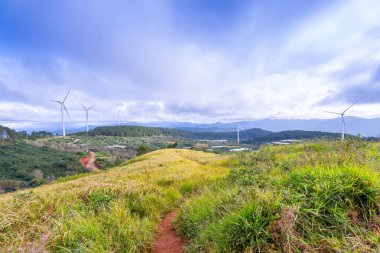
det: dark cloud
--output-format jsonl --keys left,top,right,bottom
{"left": 319, "top": 66, "right": 380, "bottom": 105}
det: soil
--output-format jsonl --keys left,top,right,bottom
{"left": 152, "top": 211, "right": 184, "bottom": 253}
{"left": 80, "top": 151, "right": 100, "bottom": 171}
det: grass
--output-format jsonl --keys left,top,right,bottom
{"left": 0, "top": 149, "right": 228, "bottom": 252}
{"left": 1, "top": 139, "right": 380, "bottom": 252}
{"left": 175, "top": 139, "right": 380, "bottom": 252}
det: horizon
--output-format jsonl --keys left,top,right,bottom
{"left": 1, "top": 116, "right": 380, "bottom": 138}
{"left": 1, "top": 1, "right": 380, "bottom": 124}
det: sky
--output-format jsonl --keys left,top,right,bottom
{"left": 1, "top": 0, "right": 380, "bottom": 128}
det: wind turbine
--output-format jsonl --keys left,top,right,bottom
{"left": 320, "top": 98, "right": 361, "bottom": 141}
{"left": 51, "top": 88, "right": 71, "bottom": 137}
{"left": 118, "top": 108, "right": 122, "bottom": 126}
{"left": 80, "top": 104, "right": 96, "bottom": 133}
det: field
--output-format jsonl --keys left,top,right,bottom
{"left": 1, "top": 139, "right": 380, "bottom": 252}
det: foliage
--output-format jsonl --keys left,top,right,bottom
{"left": 0, "top": 142, "right": 85, "bottom": 193}
{"left": 137, "top": 145, "right": 150, "bottom": 156}
{"left": 0, "top": 125, "right": 53, "bottom": 143}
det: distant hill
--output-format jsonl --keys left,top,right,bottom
{"left": 136, "top": 117, "right": 380, "bottom": 137}
{"left": 86, "top": 125, "right": 344, "bottom": 143}
{"left": 3, "top": 117, "right": 380, "bottom": 137}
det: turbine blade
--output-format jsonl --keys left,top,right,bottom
{"left": 88, "top": 104, "right": 96, "bottom": 110}
{"left": 50, "top": 100, "right": 61, "bottom": 104}
{"left": 318, "top": 109, "right": 342, "bottom": 115}
{"left": 63, "top": 88, "right": 71, "bottom": 102}
{"left": 80, "top": 103, "right": 86, "bottom": 110}
{"left": 63, "top": 104, "right": 71, "bottom": 120}
{"left": 343, "top": 97, "right": 362, "bottom": 114}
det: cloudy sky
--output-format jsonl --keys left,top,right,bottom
{"left": 1, "top": 0, "right": 380, "bottom": 127}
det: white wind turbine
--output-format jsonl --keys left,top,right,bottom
{"left": 118, "top": 108, "right": 122, "bottom": 126}
{"left": 80, "top": 104, "right": 96, "bottom": 133}
{"left": 51, "top": 88, "right": 71, "bottom": 137}
{"left": 320, "top": 98, "right": 362, "bottom": 141}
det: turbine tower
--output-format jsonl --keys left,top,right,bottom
{"left": 80, "top": 104, "right": 96, "bottom": 133}
{"left": 51, "top": 88, "right": 71, "bottom": 137}
{"left": 321, "top": 98, "right": 361, "bottom": 141}
{"left": 118, "top": 108, "right": 122, "bottom": 126}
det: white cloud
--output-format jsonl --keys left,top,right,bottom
{"left": 1, "top": 0, "right": 380, "bottom": 128}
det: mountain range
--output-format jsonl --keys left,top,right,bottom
{"left": 2, "top": 116, "right": 379, "bottom": 137}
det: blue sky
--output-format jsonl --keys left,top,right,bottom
{"left": 1, "top": 0, "right": 380, "bottom": 128}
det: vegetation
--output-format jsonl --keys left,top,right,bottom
{"left": 1, "top": 139, "right": 379, "bottom": 252}
{"left": 0, "top": 149, "right": 228, "bottom": 252}
{"left": 175, "top": 139, "right": 380, "bottom": 252}
{"left": 0, "top": 125, "right": 53, "bottom": 143}
{"left": 86, "top": 125, "right": 345, "bottom": 144}
{"left": 0, "top": 142, "right": 85, "bottom": 193}
{"left": 137, "top": 145, "right": 150, "bottom": 156}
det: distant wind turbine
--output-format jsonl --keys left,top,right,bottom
{"left": 237, "top": 123, "right": 240, "bottom": 144}
{"left": 80, "top": 104, "right": 96, "bottom": 133}
{"left": 118, "top": 108, "right": 122, "bottom": 126}
{"left": 51, "top": 88, "right": 71, "bottom": 137}
{"left": 320, "top": 98, "right": 362, "bottom": 141}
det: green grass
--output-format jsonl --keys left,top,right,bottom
{"left": 1, "top": 139, "right": 380, "bottom": 252}
{"left": 175, "top": 139, "right": 380, "bottom": 252}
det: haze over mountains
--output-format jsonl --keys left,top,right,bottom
{"left": 2, "top": 116, "right": 379, "bottom": 137}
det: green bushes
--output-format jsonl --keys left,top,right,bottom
{"left": 0, "top": 142, "right": 85, "bottom": 192}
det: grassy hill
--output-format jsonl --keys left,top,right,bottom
{"left": 1, "top": 140, "right": 379, "bottom": 252}
{"left": 0, "top": 149, "right": 228, "bottom": 252}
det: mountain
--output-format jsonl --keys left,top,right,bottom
{"left": 135, "top": 117, "right": 380, "bottom": 137}
{"left": 86, "top": 125, "right": 343, "bottom": 143}
{"left": 3, "top": 117, "right": 380, "bottom": 137}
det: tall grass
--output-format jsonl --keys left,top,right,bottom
{"left": 0, "top": 149, "right": 228, "bottom": 252}
{"left": 175, "top": 139, "right": 380, "bottom": 252}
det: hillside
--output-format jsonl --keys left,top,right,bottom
{"left": 0, "top": 142, "right": 85, "bottom": 193}
{"left": 1, "top": 140, "right": 379, "bottom": 252}
{"left": 87, "top": 125, "right": 343, "bottom": 143}
{"left": 137, "top": 118, "right": 380, "bottom": 137}
{"left": 0, "top": 149, "right": 228, "bottom": 252}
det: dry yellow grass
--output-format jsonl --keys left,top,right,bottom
{"left": 0, "top": 149, "right": 228, "bottom": 252}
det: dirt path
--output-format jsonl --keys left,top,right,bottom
{"left": 152, "top": 211, "right": 184, "bottom": 253}
{"left": 80, "top": 151, "right": 100, "bottom": 171}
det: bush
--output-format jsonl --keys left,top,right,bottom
{"left": 137, "top": 145, "right": 150, "bottom": 156}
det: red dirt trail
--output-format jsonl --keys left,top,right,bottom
{"left": 80, "top": 151, "right": 100, "bottom": 171}
{"left": 152, "top": 211, "right": 184, "bottom": 253}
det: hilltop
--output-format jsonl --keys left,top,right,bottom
{"left": 1, "top": 140, "right": 379, "bottom": 252}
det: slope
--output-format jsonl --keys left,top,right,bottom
{"left": 0, "top": 149, "right": 228, "bottom": 252}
